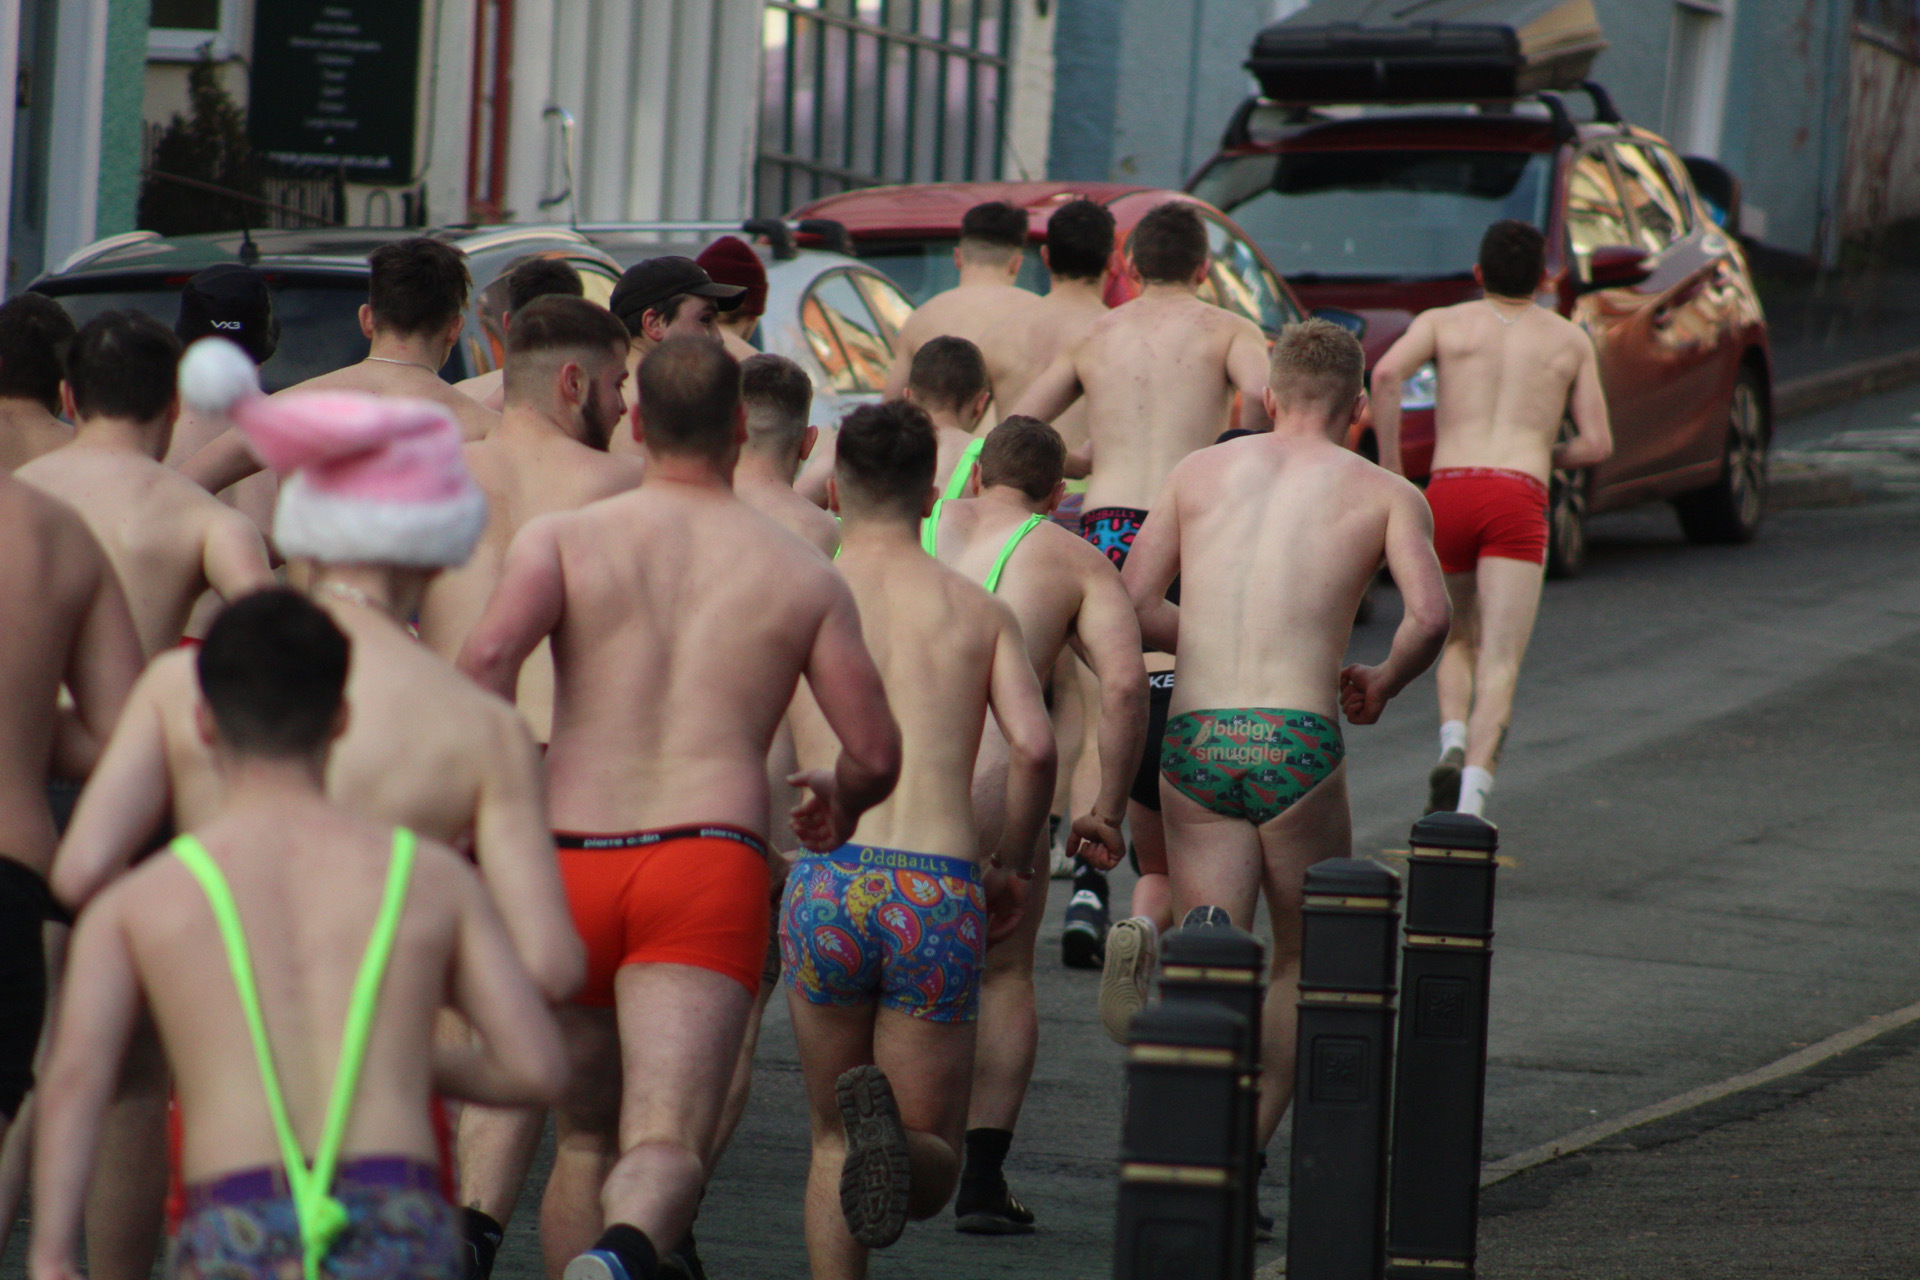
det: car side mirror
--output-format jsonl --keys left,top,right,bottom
{"left": 1309, "top": 306, "right": 1367, "bottom": 338}
{"left": 1582, "top": 244, "right": 1652, "bottom": 292}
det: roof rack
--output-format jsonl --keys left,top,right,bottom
{"left": 1535, "top": 91, "right": 1578, "bottom": 143}
{"left": 1577, "top": 79, "right": 1622, "bottom": 124}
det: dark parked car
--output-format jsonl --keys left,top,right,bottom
{"left": 1189, "top": 82, "right": 1772, "bottom": 574}
{"left": 30, "top": 225, "right": 623, "bottom": 392}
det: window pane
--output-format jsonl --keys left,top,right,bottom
{"left": 800, "top": 295, "right": 854, "bottom": 393}
{"left": 808, "top": 272, "right": 891, "bottom": 394}
{"left": 1565, "top": 151, "right": 1635, "bottom": 272}
{"left": 1613, "top": 144, "right": 1688, "bottom": 253}
{"left": 152, "top": 0, "right": 220, "bottom": 30}
{"left": 852, "top": 271, "right": 913, "bottom": 344}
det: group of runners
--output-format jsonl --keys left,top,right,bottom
{"left": 0, "top": 195, "right": 1609, "bottom": 1280}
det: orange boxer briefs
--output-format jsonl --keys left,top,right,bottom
{"left": 555, "top": 825, "right": 771, "bottom": 1001}
{"left": 1425, "top": 466, "right": 1550, "bottom": 574}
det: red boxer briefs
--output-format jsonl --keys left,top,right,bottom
{"left": 1425, "top": 467, "right": 1550, "bottom": 574}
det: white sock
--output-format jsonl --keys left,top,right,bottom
{"left": 1457, "top": 766, "right": 1494, "bottom": 816}
{"left": 1439, "top": 720, "right": 1468, "bottom": 757}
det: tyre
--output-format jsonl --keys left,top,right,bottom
{"left": 1546, "top": 450, "right": 1590, "bottom": 579}
{"left": 1675, "top": 369, "right": 1768, "bottom": 544}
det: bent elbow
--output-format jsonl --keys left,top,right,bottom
{"left": 530, "top": 935, "right": 587, "bottom": 1005}
{"left": 1015, "top": 732, "right": 1058, "bottom": 783}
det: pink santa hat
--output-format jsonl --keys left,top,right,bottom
{"left": 179, "top": 337, "right": 486, "bottom": 568}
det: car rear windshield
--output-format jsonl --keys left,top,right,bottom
{"left": 1190, "top": 149, "right": 1553, "bottom": 281}
{"left": 853, "top": 240, "right": 1048, "bottom": 305}
{"left": 32, "top": 274, "right": 424, "bottom": 392}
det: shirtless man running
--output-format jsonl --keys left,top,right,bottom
{"left": 17, "top": 312, "right": 274, "bottom": 656}
{"left": 606, "top": 257, "right": 742, "bottom": 457}
{"left": 782, "top": 399, "right": 1055, "bottom": 1279}
{"left": 0, "top": 295, "right": 78, "bottom": 471}
{"left": 454, "top": 258, "right": 587, "bottom": 413}
{"left": 1369, "top": 220, "right": 1612, "bottom": 816}
{"left": 1012, "top": 201, "right": 1272, "bottom": 1032}
{"left": 920, "top": 414, "right": 1142, "bottom": 1234}
{"left": 30, "top": 589, "right": 566, "bottom": 1280}
{"left": 0, "top": 463, "right": 141, "bottom": 1158}
{"left": 420, "top": 296, "right": 643, "bottom": 741}
{"left": 458, "top": 337, "right": 901, "bottom": 1280}
{"left": 182, "top": 238, "right": 499, "bottom": 497}
{"left": 734, "top": 354, "right": 838, "bottom": 556}
{"left": 882, "top": 201, "right": 1039, "bottom": 405}
{"left": 1122, "top": 318, "right": 1450, "bottom": 1165}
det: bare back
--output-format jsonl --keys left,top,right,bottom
{"left": 789, "top": 539, "right": 1011, "bottom": 861}
{"left": 100, "top": 806, "right": 481, "bottom": 1177}
{"left": 17, "top": 442, "right": 271, "bottom": 655}
{"left": 735, "top": 472, "right": 840, "bottom": 556}
{"left": 451, "top": 368, "right": 506, "bottom": 413}
{"left": 417, "top": 430, "right": 645, "bottom": 739}
{"left": 1426, "top": 301, "right": 1591, "bottom": 480}
{"left": 930, "top": 502, "right": 1107, "bottom": 677}
{"left": 988, "top": 287, "right": 1109, "bottom": 455}
{"left": 0, "top": 402, "right": 73, "bottom": 472}
{"left": 890, "top": 283, "right": 1043, "bottom": 402}
{"left": 1067, "top": 293, "right": 1269, "bottom": 510}
{"left": 1149, "top": 436, "right": 1427, "bottom": 716}
{"left": 291, "top": 360, "right": 501, "bottom": 441}
{"left": 536, "top": 484, "right": 849, "bottom": 834}
{"left": 0, "top": 477, "right": 138, "bottom": 871}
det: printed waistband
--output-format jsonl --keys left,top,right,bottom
{"left": 1427, "top": 467, "right": 1550, "bottom": 501}
{"left": 806, "top": 844, "right": 983, "bottom": 882}
{"left": 1080, "top": 506, "right": 1150, "bottom": 525}
{"left": 553, "top": 824, "right": 770, "bottom": 858}
{"left": 183, "top": 1157, "right": 441, "bottom": 1213}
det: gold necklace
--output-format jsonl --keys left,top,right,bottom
{"left": 317, "top": 580, "right": 392, "bottom": 617}
{"left": 365, "top": 355, "right": 440, "bottom": 374}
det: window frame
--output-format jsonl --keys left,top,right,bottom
{"left": 1563, "top": 144, "right": 1637, "bottom": 279}
{"left": 1610, "top": 141, "right": 1692, "bottom": 255}
{"left": 802, "top": 268, "right": 894, "bottom": 396}
{"left": 148, "top": 0, "right": 245, "bottom": 61}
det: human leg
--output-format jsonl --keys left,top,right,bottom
{"left": 1161, "top": 782, "right": 1265, "bottom": 929}
{"left": 542, "top": 1004, "right": 622, "bottom": 1280}
{"left": 1460, "top": 556, "right": 1546, "bottom": 807}
{"left": 787, "top": 996, "right": 881, "bottom": 1280}
{"left": 1254, "top": 762, "right": 1352, "bottom": 1146}
{"left": 1430, "top": 571, "right": 1480, "bottom": 811}
{"left": 873, "top": 1008, "right": 977, "bottom": 1220}
{"left": 83, "top": 1016, "right": 169, "bottom": 1280}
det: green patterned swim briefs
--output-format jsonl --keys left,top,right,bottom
{"left": 1160, "top": 708, "right": 1345, "bottom": 825}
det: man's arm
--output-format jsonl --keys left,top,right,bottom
{"left": 1008, "top": 349, "right": 1084, "bottom": 426}
{"left": 1228, "top": 321, "right": 1276, "bottom": 434}
{"left": 470, "top": 707, "right": 585, "bottom": 1002}
{"left": 200, "top": 507, "right": 275, "bottom": 603}
{"left": 179, "top": 428, "right": 262, "bottom": 495}
{"left": 30, "top": 892, "right": 143, "bottom": 1280}
{"left": 985, "top": 606, "right": 1057, "bottom": 879}
{"left": 1551, "top": 333, "right": 1613, "bottom": 471}
{"left": 790, "top": 581, "right": 901, "bottom": 851}
{"left": 1065, "top": 559, "right": 1147, "bottom": 869}
{"left": 457, "top": 517, "right": 566, "bottom": 701}
{"left": 51, "top": 672, "right": 172, "bottom": 911}
{"left": 432, "top": 851, "right": 569, "bottom": 1108}
{"left": 1367, "top": 311, "right": 1437, "bottom": 477}
{"left": 1120, "top": 476, "right": 1182, "bottom": 654}
{"left": 1339, "top": 483, "right": 1450, "bottom": 725}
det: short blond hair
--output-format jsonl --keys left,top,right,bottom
{"left": 1269, "top": 318, "right": 1365, "bottom": 413}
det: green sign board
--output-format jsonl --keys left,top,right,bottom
{"left": 248, "top": 1, "right": 422, "bottom": 181}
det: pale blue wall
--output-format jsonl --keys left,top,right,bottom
{"left": 95, "top": 0, "right": 151, "bottom": 237}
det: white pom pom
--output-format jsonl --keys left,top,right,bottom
{"left": 178, "top": 337, "right": 262, "bottom": 416}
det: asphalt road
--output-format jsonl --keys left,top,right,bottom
{"left": 7, "top": 383, "right": 1920, "bottom": 1280}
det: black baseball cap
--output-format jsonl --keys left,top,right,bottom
{"left": 608, "top": 256, "right": 745, "bottom": 335}
{"left": 176, "top": 264, "right": 278, "bottom": 365}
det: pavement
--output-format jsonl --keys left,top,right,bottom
{"left": 9, "top": 378, "right": 1920, "bottom": 1280}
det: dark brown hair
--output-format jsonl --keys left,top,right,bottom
{"left": 908, "top": 335, "right": 989, "bottom": 411}
{"left": 1129, "top": 202, "right": 1208, "bottom": 284}
{"left": 65, "top": 311, "right": 180, "bottom": 422}
{"left": 637, "top": 336, "right": 741, "bottom": 457}
{"left": 0, "top": 293, "right": 76, "bottom": 411}
{"left": 1479, "top": 219, "right": 1546, "bottom": 297}
{"left": 836, "top": 400, "right": 937, "bottom": 518}
{"left": 368, "top": 237, "right": 471, "bottom": 335}
{"left": 979, "top": 415, "right": 1064, "bottom": 501}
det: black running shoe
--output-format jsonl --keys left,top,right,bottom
{"left": 955, "top": 1181, "right": 1038, "bottom": 1235}
{"left": 1427, "top": 746, "right": 1465, "bottom": 813}
{"left": 1181, "top": 905, "right": 1233, "bottom": 930}
{"left": 662, "top": 1228, "right": 708, "bottom": 1280}
{"left": 1061, "top": 865, "right": 1110, "bottom": 969}
{"left": 836, "top": 1065, "right": 911, "bottom": 1248}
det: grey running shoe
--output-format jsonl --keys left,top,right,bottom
{"left": 1099, "top": 919, "right": 1157, "bottom": 1044}
{"left": 1427, "top": 746, "right": 1466, "bottom": 813}
{"left": 836, "top": 1065, "right": 912, "bottom": 1248}
{"left": 1180, "top": 905, "right": 1233, "bottom": 930}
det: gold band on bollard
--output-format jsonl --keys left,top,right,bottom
{"left": 1387, "top": 1257, "right": 1471, "bottom": 1271}
{"left": 1303, "top": 894, "right": 1396, "bottom": 909}
{"left": 1121, "top": 1162, "right": 1232, "bottom": 1187}
{"left": 1160, "top": 964, "right": 1261, "bottom": 984}
{"left": 1407, "top": 846, "right": 1494, "bottom": 862}
{"left": 1128, "top": 1044, "right": 1238, "bottom": 1067}
{"left": 1297, "top": 989, "right": 1389, "bottom": 1006}
{"left": 1404, "top": 933, "right": 1488, "bottom": 949}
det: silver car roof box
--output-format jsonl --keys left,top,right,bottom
{"left": 1247, "top": 0, "right": 1607, "bottom": 103}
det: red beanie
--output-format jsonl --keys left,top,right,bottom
{"left": 696, "top": 236, "right": 768, "bottom": 318}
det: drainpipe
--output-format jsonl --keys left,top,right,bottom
{"left": 465, "top": 0, "right": 514, "bottom": 223}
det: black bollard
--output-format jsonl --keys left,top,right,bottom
{"left": 1115, "top": 999, "right": 1252, "bottom": 1280}
{"left": 1160, "top": 924, "right": 1266, "bottom": 1276}
{"left": 1385, "top": 813, "right": 1499, "bottom": 1279}
{"left": 1288, "top": 858, "right": 1401, "bottom": 1280}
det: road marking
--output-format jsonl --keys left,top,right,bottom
{"left": 1479, "top": 995, "right": 1920, "bottom": 1186}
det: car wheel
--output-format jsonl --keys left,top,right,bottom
{"left": 1546, "top": 433, "right": 1590, "bottom": 579}
{"left": 1674, "top": 369, "right": 1768, "bottom": 544}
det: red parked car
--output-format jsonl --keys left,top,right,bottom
{"left": 787, "top": 180, "right": 1329, "bottom": 349}
{"left": 1188, "top": 85, "right": 1771, "bottom": 574}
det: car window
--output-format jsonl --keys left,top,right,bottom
{"left": 575, "top": 261, "right": 619, "bottom": 308}
{"left": 1646, "top": 147, "right": 1699, "bottom": 236}
{"left": 1564, "top": 149, "right": 1635, "bottom": 275}
{"left": 804, "top": 271, "right": 892, "bottom": 394}
{"left": 800, "top": 293, "right": 854, "bottom": 392}
{"left": 852, "top": 270, "right": 914, "bottom": 345}
{"left": 1612, "top": 144, "right": 1690, "bottom": 254}
{"left": 1204, "top": 215, "right": 1296, "bottom": 332}
{"left": 856, "top": 240, "right": 1047, "bottom": 304}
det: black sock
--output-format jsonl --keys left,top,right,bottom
{"left": 463, "top": 1208, "right": 504, "bottom": 1280}
{"left": 592, "top": 1224, "right": 658, "bottom": 1280}
{"left": 961, "top": 1126, "right": 1014, "bottom": 1193}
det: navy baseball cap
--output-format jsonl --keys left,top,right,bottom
{"left": 608, "top": 256, "right": 745, "bottom": 335}
{"left": 176, "top": 264, "right": 278, "bottom": 365}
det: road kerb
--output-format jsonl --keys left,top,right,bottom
{"left": 1478, "top": 996, "right": 1920, "bottom": 1188}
